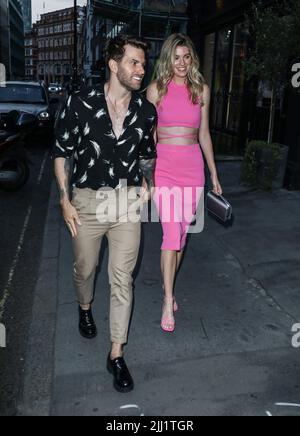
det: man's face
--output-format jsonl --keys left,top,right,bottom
{"left": 115, "top": 45, "right": 146, "bottom": 91}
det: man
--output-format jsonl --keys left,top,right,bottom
{"left": 53, "top": 35, "right": 157, "bottom": 393}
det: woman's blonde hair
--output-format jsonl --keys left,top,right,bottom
{"left": 155, "top": 33, "right": 206, "bottom": 106}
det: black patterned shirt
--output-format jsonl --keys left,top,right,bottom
{"left": 53, "top": 83, "right": 157, "bottom": 190}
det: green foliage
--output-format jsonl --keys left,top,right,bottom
{"left": 245, "top": 0, "right": 300, "bottom": 94}
{"left": 242, "top": 140, "right": 282, "bottom": 190}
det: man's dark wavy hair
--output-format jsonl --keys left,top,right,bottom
{"left": 105, "top": 35, "right": 150, "bottom": 65}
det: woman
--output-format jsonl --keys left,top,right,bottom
{"left": 147, "top": 34, "right": 222, "bottom": 333}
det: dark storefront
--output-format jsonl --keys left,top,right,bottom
{"left": 87, "top": 0, "right": 188, "bottom": 85}
{"left": 188, "top": 0, "right": 300, "bottom": 188}
{"left": 0, "top": 0, "right": 10, "bottom": 76}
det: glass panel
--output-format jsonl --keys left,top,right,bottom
{"left": 212, "top": 28, "right": 232, "bottom": 129}
{"left": 226, "top": 23, "right": 249, "bottom": 132}
{"left": 203, "top": 33, "right": 215, "bottom": 88}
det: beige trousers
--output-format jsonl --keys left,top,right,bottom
{"left": 71, "top": 187, "right": 141, "bottom": 345}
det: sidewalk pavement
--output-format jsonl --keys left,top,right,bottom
{"left": 18, "top": 162, "right": 300, "bottom": 416}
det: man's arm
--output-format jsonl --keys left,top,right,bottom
{"left": 55, "top": 157, "right": 71, "bottom": 203}
{"left": 139, "top": 158, "right": 156, "bottom": 191}
{"left": 53, "top": 95, "right": 83, "bottom": 237}
{"left": 54, "top": 157, "right": 81, "bottom": 238}
{"left": 139, "top": 102, "right": 158, "bottom": 198}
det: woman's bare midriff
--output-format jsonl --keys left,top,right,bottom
{"left": 157, "top": 126, "right": 199, "bottom": 145}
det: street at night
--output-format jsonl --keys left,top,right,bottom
{"left": 1, "top": 0, "right": 300, "bottom": 420}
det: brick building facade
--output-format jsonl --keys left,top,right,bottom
{"left": 34, "top": 6, "right": 85, "bottom": 85}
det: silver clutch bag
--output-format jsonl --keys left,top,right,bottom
{"left": 206, "top": 191, "right": 233, "bottom": 223}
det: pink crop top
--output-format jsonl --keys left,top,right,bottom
{"left": 157, "top": 81, "right": 202, "bottom": 140}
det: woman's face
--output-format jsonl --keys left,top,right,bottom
{"left": 172, "top": 45, "right": 192, "bottom": 80}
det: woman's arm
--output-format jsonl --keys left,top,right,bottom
{"left": 199, "top": 85, "right": 223, "bottom": 195}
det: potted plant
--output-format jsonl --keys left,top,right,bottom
{"left": 242, "top": 0, "right": 300, "bottom": 190}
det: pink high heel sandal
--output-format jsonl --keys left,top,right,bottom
{"left": 161, "top": 297, "right": 176, "bottom": 333}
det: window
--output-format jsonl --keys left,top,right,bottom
{"left": 64, "top": 64, "right": 70, "bottom": 75}
{"left": 0, "top": 83, "right": 46, "bottom": 104}
{"left": 63, "top": 23, "right": 68, "bottom": 32}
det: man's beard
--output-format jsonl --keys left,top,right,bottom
{"left": 117, "top": 67, "right": 142, "bottom": 92}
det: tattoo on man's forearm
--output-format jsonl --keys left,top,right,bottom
{"left": 56, "top": 159, "right": 71, "bottom": 202}
{"left": 139, "top": 158, "right": 156, "bottom": 190}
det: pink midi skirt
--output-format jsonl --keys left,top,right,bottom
{"left": 154, "top": 143, "right": 205, "bottom": 251}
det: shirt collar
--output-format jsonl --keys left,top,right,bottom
{"left": 100, "top": 82, "right": 143, "bottom": 133}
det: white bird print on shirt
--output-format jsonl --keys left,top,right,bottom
{"left": 129, "top": 113, "right": 138, "bottom": 126}
{"left": 105, "top": 131, "right": 115, "bottom": 140}
{"left": 79, "top": 172, "right": 88, "bottom": 184}
{"left": 88, "top": 89, "right": 96, "bottom": 98}
{"left": 117, "top": 138, "right": 130, "bottom": 146}
{"left": 120, "top": 159, "right": 129, "bottom": 167}
{"left": 60, "top": 110, "right": 66, "bottom": 119}
{"left": 90, "top": 140, "right": 101, "bottom": 158}
{"left": 73, "top": 126, "right": 79, "bottom": 135}
{"left": 67, "top": 96, "right": 72, "bottom": 107}
{"left": 109, "top": 167, "right": 115, "bottom": 178}
{"left": 128, "top": 145, "right": 135, "bottom": 156}
{"left": 55, "top": 141, "right": 64, "bottom": 152}
{"left": 62, "top": 131, "right": 70, "bottom": 141}
{"left": 136, "top": 98, "right": 142, "bottom": 107}
{"left": 80, "top": 99, "right": 93, "bottom": 110}
{"left": 83, "top": 123, "right": 90, "bottom": 136}
{"left": 129, "top": 160, "right": 137, "bottom": 173}
{"left": 135, "top": 128, "right": 144, "bottom": 141}
{"left": 94, "top": 109, "right": 106, "bottom": 119}
{"left": 79, "top": 148, "right": 87, "bottom": 155}
{"left": 88, "top": 158, "right": 95, "bottom": 168}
